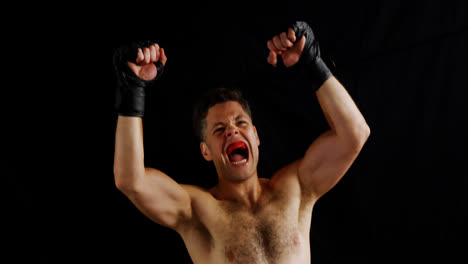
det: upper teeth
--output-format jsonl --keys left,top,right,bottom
{"left": 232, "top": 159, "right": 247, "bottom": 165}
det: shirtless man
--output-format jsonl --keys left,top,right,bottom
{"left": 113, "top": 22, "right": 370, "bottom": 263}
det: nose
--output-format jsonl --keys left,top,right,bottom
{"left": 225, "top": 124, "right": 239, "bottom": 138}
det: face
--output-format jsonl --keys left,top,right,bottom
{"left": 200, "top": 101, "right": 260, "bottom": 183}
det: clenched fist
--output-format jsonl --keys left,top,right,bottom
{"left": 113, "top": 41, "right": 168, "bottom": 117}
{"left": 266, "top": 21, "right": 332, "bottom": 92}
{"left": 127, "top": 43, "right": 167, "bottom": 81}
{"left": 266, "top": 27, "right": 306, "bottom": 68}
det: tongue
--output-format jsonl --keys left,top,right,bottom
{"left": 230, "top": 153, "right": 245, "bottom": 162}
{"left": 227, "top": 141, "right": 247, "bottom": 155}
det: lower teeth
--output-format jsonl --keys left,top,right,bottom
{"left": 232, "top": 159, "right": 247, "bottom": 165}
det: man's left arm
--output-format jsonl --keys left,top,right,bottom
{"left": 267, "top": 22, "right": 370, "bottom": 201}
{"left": 298, "top": 76, "right": 370, "bottom": 200}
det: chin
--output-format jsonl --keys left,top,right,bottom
{"left": 214, "top": 156, "right": 258, "bottom": 183}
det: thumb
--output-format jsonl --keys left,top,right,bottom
{"left": 267, "top": 50, "right": 278, "bottom": 67}
{"left": 282, "top": 35, "right": 306, "bottom": 67}
{"left": 127, "top": 61, "right": 141, "bottom": 76}
{"left": 291, "top": 35, "right": 306, "bottom": 57}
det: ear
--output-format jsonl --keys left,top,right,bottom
{"left": 200, "top": 141, "right": 213, "bottom": 161}
{"left": 253, "top": 126, "right": 260, "bottom": 146}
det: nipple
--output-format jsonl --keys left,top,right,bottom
{"left": 226, "top": 249, "right": 235, "bottom": 262}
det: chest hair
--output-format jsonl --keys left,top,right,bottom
{"left": 218, "top": 199, "right": 300, "bottom": 263}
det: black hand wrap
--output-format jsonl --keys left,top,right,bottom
{"left": 289, "top": 21, "right": 332, "bottom": 92}
{"left": 113, "top": 40, "right": 165, "bottom": 117}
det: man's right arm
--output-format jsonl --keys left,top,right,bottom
{"left": 114, "top": 116, "right": 192, "bottom": 230}
{"left": 113, "top": 42, "right": 192, "bottom": 231}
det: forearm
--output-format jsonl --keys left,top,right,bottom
{"left": 114, "top": 116, "right": 145, "bottom": 189}
{"left": 315, "top": 76, "right": 370, "bottom": 147}
{"left": 112, "top": 41, "right": 167, "bottom": 192}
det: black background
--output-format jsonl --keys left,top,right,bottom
{"left": 8, "top": 0, "right": 468, "bottom": 263}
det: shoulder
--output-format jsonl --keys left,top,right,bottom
{"left": 269, "top": 159, "right": 302, "bottom": 192}
{"left": 269, "top": 159, "right": 316, "bottom": 204}
{"left": 178, "top": 184, "right": 221, "bottom": 230}
{"left": 181, "top": 184, "right": 213, "bottom": 198}
{"left": 181, "top": 184, "right": 219, "bottom": 213}
{"left": 176, "top": 185, "right": 218, "bottom": 257}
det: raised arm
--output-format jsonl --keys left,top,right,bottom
{"left": 298, "top": 76, "right": 370, "bottom": 200}
{"left": 267, "top": 22, "right": 370, "bottom": 201}
{"left": 113, "top": 42, "right": 192, "bottom": 230}
{"left": 114, "top": 116, "right": 192, "bottom": 229}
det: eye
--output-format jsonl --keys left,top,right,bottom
{"left": 214, "top": 127, "right": 224, "bottom": 135}
{"left": 238, "top": 120, "right": 248, "bottom": 126}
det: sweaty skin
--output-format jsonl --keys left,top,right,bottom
{"left": 114, "top": 28, "right": 370, "bottom": 264}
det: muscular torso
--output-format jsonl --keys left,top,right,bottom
{"left": 178, "top": 163, "right": 315, "bottom": 264}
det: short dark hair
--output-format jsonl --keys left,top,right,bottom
{"left": 193, "top": 86, "right": 252, "bottom": 142}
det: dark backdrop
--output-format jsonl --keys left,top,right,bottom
{"left": 9, "top": 1, "right": 467, "bottom": 263}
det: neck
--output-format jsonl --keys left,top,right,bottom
{"left": 214, "top": 173, "right": 262, "bottom": 208}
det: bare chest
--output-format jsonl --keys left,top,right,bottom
{"left": 211, "top": 199, "right": 307, "bottom": 264}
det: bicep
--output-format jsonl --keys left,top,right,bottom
{"left": 123, "top": 167, "right": 192, "bottom": 230}
{"left": 298, "top": 130, "right": 361, "bottom": 199}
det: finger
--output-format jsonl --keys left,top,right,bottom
{"left": 153, "top": 43, "right": 160, "bottom": 61}
{"left": 273, "top": 36, "right": 286, "bottom": 51}
{"left": 267, "top": 40, "right": 280, "bottom": 53}
{"left": 267, "top": 50, "right": 277, "bottom": 67}
{"left": 150, "top": 45, "right": 157, "bottom": 62}
{"left": 288, "top": 28, "right": 296, "bottom": 42}
{"left": 159, "top": 47, "right": 167, "bottom": 65}
{"left": 143, "top": 47, "right": 151, "bottom": 64}
{"left": 135, "top": 48, "right": 144, "bottom": 64}
{"left": 280, "top": 32, "right": 293, "bottom": 48}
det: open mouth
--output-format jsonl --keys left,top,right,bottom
{"left": 226, "top": 141, "right": 249, "bottom": 166}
